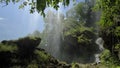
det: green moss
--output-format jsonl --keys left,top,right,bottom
{"left": 115, "top": 27, "right": 120, "bottom": 37}
{"left": 27, "top": 60, "right": 38, "bottom": 68}
{"left": 0, "top": 43, "right": 17, "bottom": 52}
{"left": 115, "top": 43, "right": 120, "bottom": 50}
{"left": 77, "top": 34, "right": 91, "bottom": 43}
{"left": 71, "top": 62, "right": 108, "bottom": 68}
{"left": 34, "top": 50, "right": 50, "bottom": 62}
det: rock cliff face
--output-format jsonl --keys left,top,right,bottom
{"left": 0, "top": 37, "right": 72, "bottom": 68}
{"left": 59, "top": 30, "right": 99, "bottom": 63}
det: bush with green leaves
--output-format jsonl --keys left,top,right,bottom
{"left": 94, "top": 0, "right": 120, "bottom": 66}
{"left": 100, "top": 49, "right": 120, "bottom": 67}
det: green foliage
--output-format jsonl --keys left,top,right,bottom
{"left": 65, "top": 22, "right": 92, "bottom": 34}
{"left": 0, "top": 0, "right": 73, "bottom": 16}
{"left": 60, "top": 0, "right": 100, "bottom": 63}
{"left": 95, "top": 0, "right": 120, "bottom": 28}
{"left": 0, "top": 0, "right": 20, "bottom": 5}
{"left": 64, "top": 5, "right": 96, "bottom": 45}
{"left": 27, "top": 62, "right": 38, "bottom": 68}
{"left": 71, "top": 62, "right": 80, "bottom": 68}
{"left": 71, "top": 62, "right": 108, "bottom": 68}
{"left": 115, "top": 27, "right": 120, "bottom": 37}
{"left": 34, "top": 50, "right": 50, "bottom": 62}
{"left": 95, "top": 0, "right": 120, "bottom": 66}
{"left": 64, "top": 22, "right": 94, "bottom": 44}
{"left": 66, "top": 0, "right": 97, "bottom": 27}
{"left": 100, "top": 49, "right": 120, "bottom": 67}
{"left": 26, "top": 60, "right": 39, "bottom": 68}
{"left": 19, "top": 4, "right": 24, "bottom": 9}
{"left": 0, "top": 43, "right": 17, "bottom": 52}
{"left": 36, "top": 0, "right": 46, "bottom": 16}
{"left": 100, "top": 49, "right": 111, "bottom": 63}
{"left": 77, "top": 34, "right": 91, "bottom": 43}
{"left": 115, "top": 43, "right": 120, "bottom": 50}
{"left": 0, "top": 37, "right": 73, "bottom": 67}
{"left": 0, "top": 37, "right": 41, "bottom": 67}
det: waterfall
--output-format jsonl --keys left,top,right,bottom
{"left": 41, "top": 7, "right": 63, "bottom": 58}
{"left": 95, "top": 37, "right": 104, "bottom": 64}
{"left": 95, "top": 37, "right": 104, "bottom": 51}
{"left": 39, "top": 0, "right": 102, "bottom": 63}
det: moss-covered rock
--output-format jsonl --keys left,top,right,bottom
{"left": 0, "top": 37, "right": 72, "bottom": 68}
{"left": 0, "top": 36, "right": 116, "bottom": 68}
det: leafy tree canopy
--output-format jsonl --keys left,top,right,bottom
{"left": 0, "top": 0, "right": 74, "bottom": 17}
{"left": 95, "top": 0, "right": 120, "bottom": 29}
{"left": 94, "top": 0, "right": 120, "bottom": 65}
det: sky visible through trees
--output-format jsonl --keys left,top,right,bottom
{"left": 0, "top": 0, "right": 83, "bottom": 41}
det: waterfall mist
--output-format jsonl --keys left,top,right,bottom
{"left": 40, "top": 9, "right": 64, "bottom": 58}
{"left": 38, "top": 0, "right": 103, "bottom": 64}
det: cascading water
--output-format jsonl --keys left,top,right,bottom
{"left": 95, "top": 37, "right": 104, "bottom": 51}
{"left": 41, "top": 8, "right": 64, "bottom": 58}
{"left": 39, "top": 0, "right": 103, "bottom": 64}
{"left": 95, "top": 37, "right": 104, "bottom": 64}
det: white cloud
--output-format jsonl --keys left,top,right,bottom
{"left": 0, "top": 17, "right": 4, "bottom": 20}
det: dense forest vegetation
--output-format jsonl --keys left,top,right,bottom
{"left": 95, "top": 0, "right": 120, "bottom": 65}
{"left": 0, "top": 0, "right": 120, "bottom": 68}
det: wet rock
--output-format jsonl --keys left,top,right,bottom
{"left": 118, "top": 49, "right": 120, "bottom": 60}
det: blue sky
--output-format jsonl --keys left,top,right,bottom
{"left": 0, "top": 2, "right": 45, "bottom": 41}
{"left": 0, "top": 0, "right": 83, "bottom": 41}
